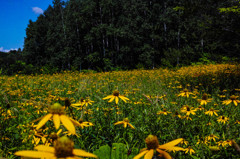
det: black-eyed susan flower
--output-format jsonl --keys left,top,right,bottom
{"left": 205, "top": 134, "right": 219, "bottom": 142}
{"left": 72, "top": 119, "right": 94, "bottom": 129}
{"left": 172, "top": 111, "right": 182, "bottom": 119}
{"left": 217, "top": 116, "right": 229, "bottom": 124}
{"left": 205, "top": 108, "right": 219, "bottom": 116}
{"left": 222, "top": 95, "right": 240, "bottom": 106}
{"left": 103, "top": 90, "right": 129, "bottom": 104}
{"left": 196, "top": 105, "right": 205, "bottom": 111}
{"left": 36, "top": 103, "right": 80, "bottom": 134}
{"left": 184, "top": 146, "right": 195, "bottom": 155}
{"left": 181, "top": 105, "right": 196, "bottom": 116}
{"left": 71, "top": 97, "right": 85, "bottom": 109}
{"left": 114, "top": 118, "right": 135, "bottom": 129}
{"left": 133, "top": 135, "right": 184, "bottom": 159}
{"left": 235, "top": 120, "right": 240, "bottom": 124}
{"left": 15, "top": 136, "right": 97, "bottom": 159}
{"left": 157, "top": 109, "right": 171, "bottom": 115}
{"left": 178, "top": 89, "right": 194, "bottom": 98}
{"left": 198, "top": 93, "right": 212, "bottom": 105}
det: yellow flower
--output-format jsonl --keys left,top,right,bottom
{"left": 217, "top": 116, "right": 229, "bottom": 124}
{"left": 205, "top": 108, "right": 219, "bottom": 116}
{"left": 198, "top": 93, "right": 212, "bottom": 105}
{"left": 73, "top": 119, "right": 94, "bottom": 129}
{"left": 235, "top": 120, "right": 240, "bottom": 124}
{"left": 157, "top": 109, "right": 172, "bottom": 115}
{"left": 35, "top": 103, "right": 81, "bottom": 134}
{"left": 196, "top": 105, "right": 205, "bottom": 111}
{"left": 184, "top": 146, "right": 195, "bottom": 155}
{"left": 103, "top": 90, "right": 129, "bottom": 104}
{"left": 15, "top": 136, "right": 97, "bottom": 158}
{"left": 205, "top": 134, "right": 219, "bottom": 142}
{"left": 222, "top": 95, "right": 240, "bottom": 106}
{"left": 181, "top": 105, "right": 196, "bottom": 116}
{"left": 71, "top": 97, "right": 85, "bottom": 108}
{"left": 114, "top": 118, "right": 135, "bottom": 129}
{"left": 178, "top": 89, "right": 194, "bottom": 98}
{"left": 172, "top": 111, "right": 182, "bottom": 119}
{"left": 134, "top": 135, "right": 184, "bottom": 159}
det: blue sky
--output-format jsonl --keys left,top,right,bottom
{"left": 0, "top": 0, "right": 54, "bottom": 52}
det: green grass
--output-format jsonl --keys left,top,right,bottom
{"left": 0, "top": 63, "right": 240, "bottom": 159}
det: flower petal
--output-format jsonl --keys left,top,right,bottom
{"left": 36, "top": 114, "right": 52, "bottom": 130}
{"left": 159, "top": 138, "right": 183, "bottom": 150}
{"left": 144, "top": 149, "right": 154, "bottom": 159}
{"left": 108, "top": 97, "right": 115, "bottom": 103}
{"left": 115, "top": 97, "right": 119, "bottom": 104}
{"left": 67, "top": 157, "right": 83, "bottom": 159}
{"left": 34, "top": 145, "right": 55, "bottom": 153}
{"left": 60, "top": 115, "right": 76, "bottom": 134}
{"left": 114, "top": 121, "right": 124, "bottom": 125}
{"left": 73, "top": 149, "right": 97, "bottom": 158}
{"left": 15, "top": 150, "right": 54, "bottom": 158}
{"left": 133, "top": 150, "right": 148, "bottom": 159}
{"left": 103, "top": 95, "right": 114, "bottom": 100}
{"left": 53, "top": 114, "right": 60, "bottom": 130}
{"left": 156, "top": 149, "right": 172, "bottom": 159}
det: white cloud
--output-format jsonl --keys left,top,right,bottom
{"left": 32, "top": 7, "right": 44, "bottom": 14}
{"left": 0, "top": 47, "right": 18, "bottom": 52}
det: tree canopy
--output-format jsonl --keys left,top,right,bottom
{"left": 2, "top": 0, "right": 240, "bottom": 74}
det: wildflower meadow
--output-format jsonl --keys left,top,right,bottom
{"left": 1, "top": 63, "right": 240, "bottom": 159}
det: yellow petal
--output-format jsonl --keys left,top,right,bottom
{"left": 114, "top": 121, "right": 124, "bottom": 125}
{"left": 128, "top": 123, "right": 135, "bottom": 129}
{"left": 133, "top": 150, "right": 148, "bottom": 159}
{"left": 69, "top": 118, "right": 82, "bottom": 126}
{"left": 144, "top": 149, "right": 154, "bottom": 159}
{"left": 73, "top": 149, "right": 97, "bottom": 158}
{"left": 124, "top": 122, "right": 127, "bottom": 128}
{"left": 103, "top": 95, "right": 114, "bottom": 100}
{"left": 156, "top": 149, "right": 172, "bottom": 159}
{"left": 108, "top": 97, "right": 115, "bottom": 103}
{"left": 234, "top": 100, "right": 238, "bottom": 106}
{"left": 53, "top": 114, "right": 60, "bottom": 130}
{"left": 15, "top": 151, "right": 54, "bottom": 158}
{"left": 67, "top": 157, "right": 83, "bottom": 159}
{"left": 159, "top": 138, "right": 183, "bottom": 150}
{"left": 60, "top": 115, "right": 76, "bottom": 134}
{"left": 119, "top": 96, "right": 129, "bottom": 102}
{"left": 36, "top": 114, "right": 52, "bottom": 130}
{"left": 34, "top": 145, "right": 55, "bottom": 153}
{"left": 115, "top": 97, "right": 119, "bottom": 104}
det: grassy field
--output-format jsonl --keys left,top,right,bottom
{"left": 1, "top": 63, "right": 240, "bottom": 159}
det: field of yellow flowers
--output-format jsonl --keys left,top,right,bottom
{"left": 1, "top": 63, "right": 240, "bottom": 159}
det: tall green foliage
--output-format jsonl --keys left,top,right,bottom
{"left": 21, "top": 0, "right": 240, "bottom": 72}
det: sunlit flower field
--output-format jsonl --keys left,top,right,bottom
{"left": 1, "top": 63, "right": 240, "bottom": 159}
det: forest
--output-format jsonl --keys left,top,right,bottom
{"left": 0, "top": 0, "right": 240, "bottom": 74}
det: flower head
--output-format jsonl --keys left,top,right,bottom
{"left": 178, "top": 89, "right": 194, "bottom": 98}
{"left": 157, "top": 109, "right": 172, "bottom": 115}
{"left": 15, "top": 136, "right": 97, "bottom": 158}
{"left": 133, "top": 135, "right": 185, "bottom": 159}
{"left": 222, "top": 95, "right": 240, "bottom": 106}
{"left": 181, "top": 105, "right": 196, "bottom": 116}
{"left": 114, "top": 118, "right": 135, "bottom": 129}
{"left": 35, "top": 103, "right": 81, "bottom": 134}
{"left": 103, "top": 90, "right": 130, "bottom": 104}
{"left": 198, "top": 93, "right": 212, "bottom": 105}
{"left": 205, "top": 108, "right": 219, "bottom": 116}
{"left": 217, "top": 116, "right": 229, "bottom": 124}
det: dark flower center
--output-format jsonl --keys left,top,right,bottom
{"left": 113, "top": 91, "right": 120, "bottom": 96}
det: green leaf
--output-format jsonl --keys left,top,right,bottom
{"left": 93, "top": 143, "right": 128, "bottom": 159}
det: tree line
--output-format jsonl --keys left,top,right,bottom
{"left": 1, "top": 0, "right": 240, "bottom": 74}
